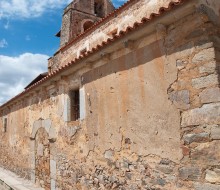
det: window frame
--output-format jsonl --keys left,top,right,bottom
{"left": 69, "top": 89, "right": 80, "bottom": 121}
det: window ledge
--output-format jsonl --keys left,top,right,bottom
{"left": 67, "top": 120, "right": 80, "bottom": 127}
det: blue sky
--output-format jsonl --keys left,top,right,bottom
{"left": 0, "top": 0, "right": 127, "bottom": 105}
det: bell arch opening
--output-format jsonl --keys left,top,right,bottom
{"left": 94, "top": 0, "right": 105, "bottom": 17}
{"left": 82, "top": 20, "right": 94, "bottom": 32}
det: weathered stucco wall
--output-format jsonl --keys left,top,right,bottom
{"left": 82, "top": 38, "right": 181, "bottom": 161}
{"left": 0, "top": 0, "right": 220, "bottom": 189}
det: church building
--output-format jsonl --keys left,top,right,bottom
{"left": 0, "top": 0, "right": 220, "bottom": 189}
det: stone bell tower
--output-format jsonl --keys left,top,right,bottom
{"left": 58, "top": 0, "right": 115, "bottom": 47}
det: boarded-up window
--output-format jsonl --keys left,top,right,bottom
{"left": 70, "top": 90, "right": 80, "bottom": 121}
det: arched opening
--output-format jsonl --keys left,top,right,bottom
{"left": 30, "top": 119, "right": 57, "bottom": 190}
{"left": 82, "top": 20, "right": 94, "bottom": 32}
{"left": 35, "top": 127, "right": 50, "bottom": 190}
{"left": 94, "top": 0, "right": 105, "bottom": 17}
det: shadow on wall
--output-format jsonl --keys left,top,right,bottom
{"left": 0, "top": 4, "right": 220, "bottom": 116}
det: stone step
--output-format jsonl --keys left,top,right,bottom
{"left": 0, "top": 167, "right": 43, "bottom": 190}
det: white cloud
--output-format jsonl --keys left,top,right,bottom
{"left": 0, "top": 0, "right": 127, "bottom": 20}
{"left": 4, "top": 20, "right": 10, "bottom": 29}
{"left": 0, "top": 0, "right": 72, "bottom": 19}
{"left": 0, "top": 53, "right": 48, "bottom": 105}
{"left": 0, "top": 39, "right": 8, "bottom": 48}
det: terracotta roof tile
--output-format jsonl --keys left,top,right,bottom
{"left": 0, "top": 0, "right": 186, "bottom": 108}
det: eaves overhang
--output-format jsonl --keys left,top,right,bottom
{"left": 1, "top": 0, "right": 198, "bottom": 110}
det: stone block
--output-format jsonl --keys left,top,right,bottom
{"left": 181, "top": 145, "right": 190, "bottom": 156}
{"left": 192, "top": 74, "right": 219, "bottom": 89}
{"left": 211, "top": 125, "right": 220, "bottom": 140}
{"left": 30, "top": 153, "right": 35, "bottom": 169}
{"left": 205, "top": 169, "right": 220, "bottom": 183}
{"left": 176, "top": 59, "right": 188, "bottom": 70}
{"left": 199, "top": 61, "right": 217, "bottom": 74}
{"left": 30, "top": 140, "right": 35, "bottom": 152}
{"left": 37, "top": 144, "right": 43, "bottom": 156}
{"left": 192, "top": 48, "right": 215, "bottom": 64}
{"left": 104, "top": 150, "right": 114, "bottom": 160}
{"left": 31, "top": 120, "right": 42, "bottom": 139}
{"left": 156, "top": 165, "right": 173, "bottom": 174}
{"left": 181, "top": 103, "right": 220, "bottom": 127}
{"left": 68, "top": 126, "right": 80, "bottom": 137}
{"left": 200, "top": 88, "right": 220, "bottom": 104}
{"left": 179, "top": 167, "right": 202, "bottom": 181}
{"left": 80, "top": 87, "right": 86, "bottom": 120}
{"left": 169, "top": 90, "right": 190, "bottom": 110}
{"left": 63, "top": 95, "right": 69, "bottom": 122}
{"left": 195, "top": 38, "right": 214, "bottom": 51}
{"left": 177, "top": 42, "right": 195, "bottom": 58}
{"left": 190, "top": 141, "right": 220, "bottom": 166}
{"left": 183, "top": 132, "right": 209, "bottom": 144}
{"left": 50, "top": 160, "right": 56, "bottom": 179}
{"left": 194, "top": 182, "right": 220, "bottom": 190}
{"left": 48, "top": 126, "right": 57, "bottom": 141}
{"left": 31, "top": 169, "right": 36, "bottom": 184}
{"left": 42, "top": 119, "right": 52, "bottom": 133}
{"left": 156, "top": 178, "right": 166, "bottom": 186}
{"left": 51, "top": 179, "right": 56, "bottom": 190}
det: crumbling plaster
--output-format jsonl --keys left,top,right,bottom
{"left": 0, "top": 0, "right": 220, "bottom": 189}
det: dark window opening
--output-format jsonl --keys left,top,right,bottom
{"left": 3, "top": 118, "right": 7, "bottom": 132}
{"left": 94, "top": 0, "right": 104, "bottom": 17}
{"left": 70, "top": 90, "right": 80, "bottom": 121}
{"left": 83, "top": 20, "right": 94, "bottom": 32}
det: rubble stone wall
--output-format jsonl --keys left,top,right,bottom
{"left": 166, "top": 4, "right": 220, "bottom": 190}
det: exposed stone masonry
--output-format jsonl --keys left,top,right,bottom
{"left": 0, "top": 0, "right": 220, "bottom": 190}
{"left": 35, "top": 128, "right": 51, "bottom": 190}
{"left": 52, "top": 8, "right": 220, "bottom": 190}
{"left": 167, "top": 7, "right": 220, "bottom": 190}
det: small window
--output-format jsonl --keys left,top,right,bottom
{"left": 70, "top": 90, "right": 80, "bottom": 121}
{"left": 3, "top": 118, "right": 7, "bottom": 132}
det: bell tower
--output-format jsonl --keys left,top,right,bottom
{"left": 58, "top": 0, "right": 115, "bottom": 47}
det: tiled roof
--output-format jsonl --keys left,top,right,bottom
{"left": 60, "top": 0, "right": 138, "bottom": 52}
{"left": 0, "top": 0, "right": 186, "bottom": 109}
{"left": 24, "top": 72, "right": 48, "bottom": 89}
